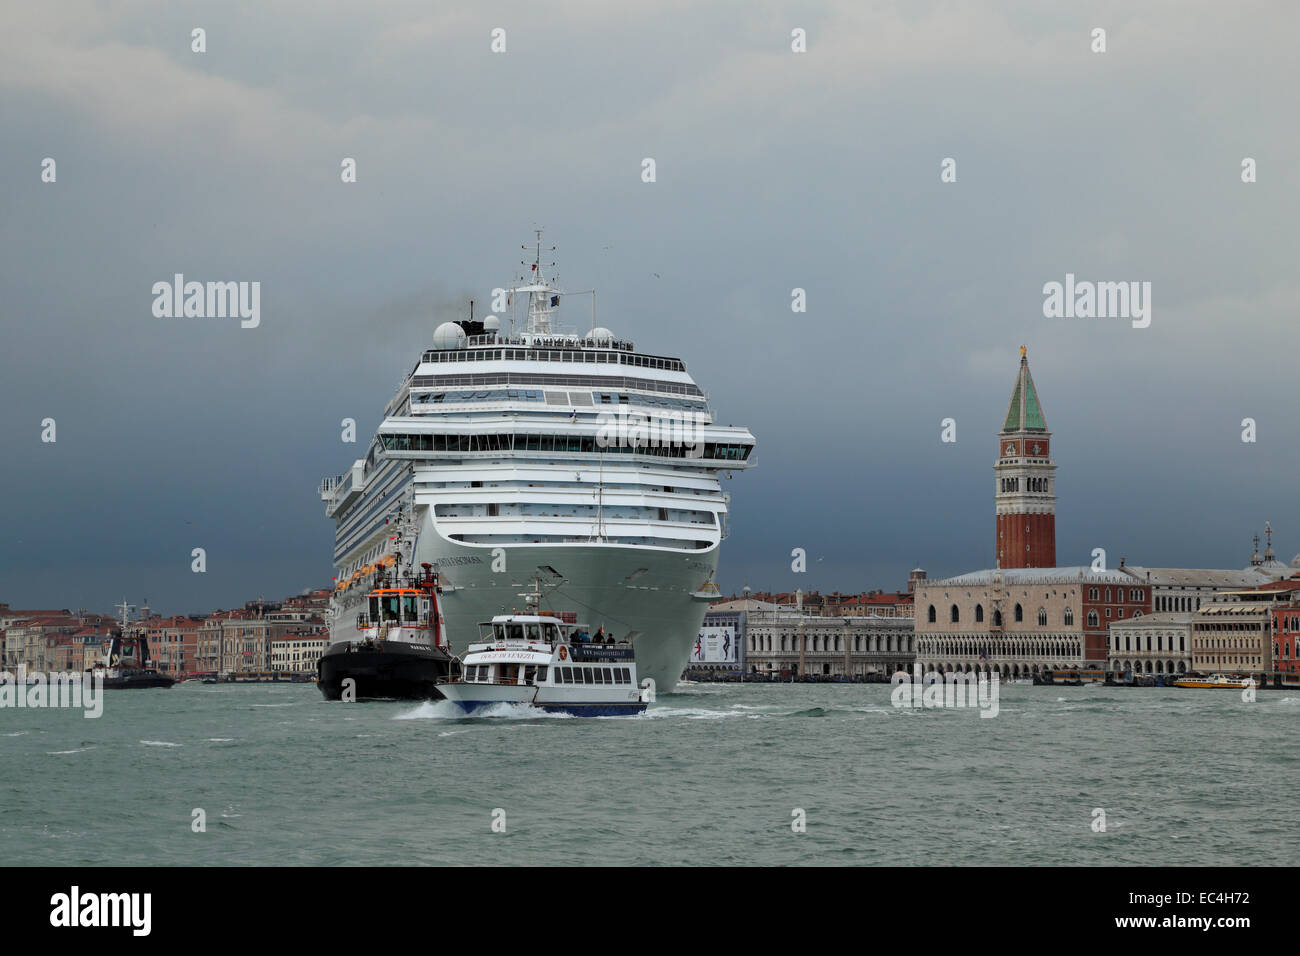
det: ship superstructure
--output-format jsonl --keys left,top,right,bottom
{"left": 320, "top": 234, "right": 755, "bottom": 688}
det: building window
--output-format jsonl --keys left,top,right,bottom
{"left": 1088, "top": 611, "right": 1100, "bottom": 628}
{"left": 950, "top": 605, "right": 960, "bottom": 623}
{"left": 975, "top": 604, "right": 984, "bottom": 623}
{"left": 1014, "top": 603, "right": 1023, "bottom": 623}
{"left": 1037, "top": 608, "right": 1047, "bottom": 627}
{"left": 928, "top": 605, "right": 936, "bottom": 623}
{"left": 1064, "top": 607, "right": 1074, "bottom": 626}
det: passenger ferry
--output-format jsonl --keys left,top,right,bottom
{"left": 1173, "top": 673, "right": 1259, "bottom": 689}
{"left": 438, "top": 611, "right": 649, "bottom": 717}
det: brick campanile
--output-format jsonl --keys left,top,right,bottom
{"left": 995, "top": 347, "right": 1056, "bottom": 569}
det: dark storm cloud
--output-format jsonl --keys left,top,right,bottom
{"left": 2, "top": 1, "right": 1298, "bottom": 613}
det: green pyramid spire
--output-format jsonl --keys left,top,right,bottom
{"left": 1002, "top": 347, "right": 1047, "bottom": 433}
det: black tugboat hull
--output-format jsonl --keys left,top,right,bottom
{"left": 316, "top": 641, "right": 456, "bottom": 701}
{"left": 101, "top": 673, "right": 175, "bottom": 690}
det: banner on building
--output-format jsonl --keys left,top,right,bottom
{"left": 692, "top": 626, "right": 737, "bottom": 663}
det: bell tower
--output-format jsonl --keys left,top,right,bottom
{"left": 995, "top": 347, "right": 1056, "bottom": 569}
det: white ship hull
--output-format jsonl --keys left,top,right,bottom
{"left": 424, "top": 543, "right": 715, "bottom": 692}
{"left": 329, "top": 531, "right": 716, "bottom": 690}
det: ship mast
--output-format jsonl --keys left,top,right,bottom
{"left": 514, "top": 229, "right": 559, "bottom": 335}
{"left": 115, "top": 597, "right": 135, "bottom": 634}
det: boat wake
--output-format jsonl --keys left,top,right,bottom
{"left": 393, "top": 700, "right": 573, "bottom": 720}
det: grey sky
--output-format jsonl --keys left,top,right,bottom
{"left": 2, "top": 1, "right": 1298, "bottom": 614}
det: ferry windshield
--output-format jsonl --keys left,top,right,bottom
{"left": 507, "top": 624, "right": 524, "bottom": 641}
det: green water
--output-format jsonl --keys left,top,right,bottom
{"left": 3, "top": 682, "right": 1296, "bottom": 865}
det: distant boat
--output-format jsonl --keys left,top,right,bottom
{"left": 89, "top": 599, "right": 175, "bottom": 690}
{"left": 1173, "top": 673, "right": 1257, "bottom": 689}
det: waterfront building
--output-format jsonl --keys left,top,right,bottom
{"left": 1191, "top": 578, "right": 1300, "bottom": 675}
{"left": 1120, "top": 561, "right": 1280, "bottom": 613}
{"left": 270, "top": 630, "right": 328, "bottom": 674}
{"left": 1107, "top": 611, "right": 1195, "bottom": 676}
{"left": 139, "top": 615, "right": 203, "bottom": 677}
{"left": 733, "top": 592, "right": 915, "bottom": 677}
{"left": 1272, "top": 601, "right": 1300, "bottom": 675}
{"left": 915, "top": 567, "right": 1149, "bottom": 675}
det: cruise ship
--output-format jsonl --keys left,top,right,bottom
{"left": 319, "top": 234, "right": 756, "bottom": 689}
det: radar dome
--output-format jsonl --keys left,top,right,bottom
{"left": 483, "top": 314, "right": 500, "bottom": 332}
{"left": 433, "top": 322, "right": 467, "bottom": 350}
{"left": 586, "top": 327, "right": 614, "bottom": 345}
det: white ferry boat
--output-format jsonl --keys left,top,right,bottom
{"left": 320, "top": 232, "right": 755, "bottom": 690}
{"left": 438, "top": 612, "right": 649, "bottom": 716}
{"left": 1173, "top": 673, "right": 1258, "bottom": 689}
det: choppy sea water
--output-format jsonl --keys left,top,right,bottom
{"left": 3, "top": 681, "right": 1296, "bottom": 866}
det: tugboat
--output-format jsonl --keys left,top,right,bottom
{"left": 438, "top": 581, "right": 650, "bottom": 716}
{"left": 93, "top": 600, "right": 175, "bottom": 690}
{"left": 316, "top": 560, "right": 457, "bottom": 700}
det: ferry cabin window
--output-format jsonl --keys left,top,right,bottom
{"left": 537, "top": 666, "right": 548, "bottom": 683}
{"left": 402, "top": 596, "right": 419, "bottom": 620}
{"left": 382, "top": 597, "right": 401, "bottom": 621}
{"left": 619, "top": 667, "right": 631, "bottom": 683}
{"left": 523, "top": 665, "right": 536, "bottom": 684}
{"left": 602, "top": 667, "right": 614, "bottom": 684}
{"left": 493, "top": 624, "right": 505, "bottom": 640}
{"left": 583, "top": 668, "right": 594, "bottom": 684}
{"left": 527, "top": 624, "right": 541, "bottom": 641}
{"left": 508, "top": 624, "right": 524, "bottom": 641}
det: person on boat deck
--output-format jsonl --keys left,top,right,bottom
{"left": 594, "top": 627, "right": 605, "bottom": 643}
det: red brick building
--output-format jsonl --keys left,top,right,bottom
{"left": 1273, "top": 602, "right": 1300, "bottom": 675}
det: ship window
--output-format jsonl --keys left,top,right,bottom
{"left": 402, "top": 596, "right": 418, "bottom": 620}
{"left": 593, "top": 668, "right": 605, "bottom": 684}
{"left": 508, "top": 624, "right": 524, "bottom": 641}
{"left": 527, "top": 625, "right": 541, "bottom": 641}
{"left": 562, "top": 667, "right": 573, "bottom": 683}
{"left": 382, "top": 597, "right": 400, "bottom": 621}
{"left": 524, "top": 665, "right": 536, "bottom": 684}
{"left": 619, "top": 667, "right": 631, "bottom": 683}
{"left": 537, "top": 666, "right": 548, "bottom": 683}
{"left": 493, "top": 624, "right": 505, "bottom": 640}
{"left": 603, "top": 667, "right": 614, "bottom": 684}
{"left": 583, "top": 668, "right": 594, "bottom": 684}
